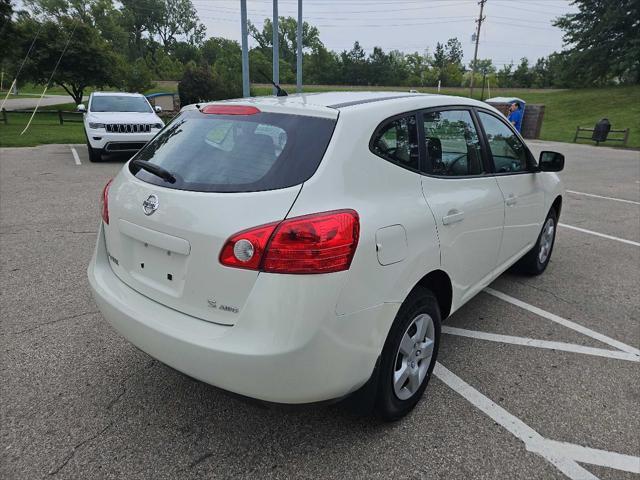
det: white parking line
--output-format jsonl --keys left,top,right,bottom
{"left": 442, "top": 326, "right": 639, "bottom": 362}
{"left": 70, "top": 146, "right": 81, "bottom": 165}
{"left": 434, "top": 363, "right": 640, "bottom": 478}
{"left": 483, "top": 288, "right": 640, "bottom": 356}
{"left": 433, "top": 363, "right": 599, "bottom": 480}
{"left": 533, "top": 440, "right": 640, "bottom": 475}
{"left": 559, "top": 223, "right": 640, "bottom": 247}
{"left": 566, "top": 190, "right": 640, "bottom": 206}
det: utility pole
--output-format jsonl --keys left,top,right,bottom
{"left": 296, "top": 0, "right": 303, "bottom": 93}
{"left": 240, "top": 0, "right": 250, "bottom": 97}
{"left": 469, "top": 0, "right": 486, "bottom": 98}
{"left": 272, "top": 0, "right": 279, "bottom": 95}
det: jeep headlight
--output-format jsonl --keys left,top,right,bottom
{"left": 153, "top": 123, "right": 164, "bottom": 129}
{"left": 88, "top": 122, "right": 104, "bottom": 129}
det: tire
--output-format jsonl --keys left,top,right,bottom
{"left": 514, "top": 208, "right": 557, "bottom": 275}
{"left": 374, "top": 286, "right": 441, "bottom": 421}
{"left": 87, "top": 143, "right": 102, "bottom": 162}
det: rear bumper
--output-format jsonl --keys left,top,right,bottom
{"left": 88, "top": 224, "right": 399, "bottom": 404}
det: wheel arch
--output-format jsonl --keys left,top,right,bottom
{"left": 551, "top": 195, "right": 562, "bottom": 220}
{"left": 412, "top": 269, "right": 453, "bottom": 320}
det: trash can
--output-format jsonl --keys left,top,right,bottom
{"left": 592, "top": 118, "right": 611, "bottom": 143}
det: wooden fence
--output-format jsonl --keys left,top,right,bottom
{"left": 1, "top": 108, "right": 83, "bottom": 125}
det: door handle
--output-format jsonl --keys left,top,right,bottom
{"left": 442, "top": 209, "right": 465, "bottom": 225}
{"left": 505, "top": 194, "right": 518, "bottom": 206}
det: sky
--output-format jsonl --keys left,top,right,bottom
{"left": 193, "top": 0, "right": 579, "bottom": 67}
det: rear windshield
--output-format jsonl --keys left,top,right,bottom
{"left": 130, "top": 109, "right": 337, "bottom": 192}
{"left": 91, "top": 95, "right": 152, "bottom": 113}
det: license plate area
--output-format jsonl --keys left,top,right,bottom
{"left": 125, "top": 238, "right": 188, "bottom": 297}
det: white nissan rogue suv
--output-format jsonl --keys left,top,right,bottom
{"left": 80, "top": 92, "right": 164, "bottom": 162}
{"left": 88, "top": 92, "right": 564, "bottom": 420}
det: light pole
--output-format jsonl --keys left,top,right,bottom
{"left": 240, "top": 0, "right": 250, "bottom": 97}
{"left": 272, "top": 0, "right": 279, "bottom": 95}
{"left": 296, "top": 0, "right": 303, "bottom": 93}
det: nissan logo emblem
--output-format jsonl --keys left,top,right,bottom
{"left": 142, "top": 194, "right": 159, "bottom": 215}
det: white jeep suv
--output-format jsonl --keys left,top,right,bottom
{"left": 88, "top": 92, "right": 564, "bottom": 420}
{"left": 80, "top": 92, "right": 164, "bottom": 162}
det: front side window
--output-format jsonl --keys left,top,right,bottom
{"left": 477, "top": 111, "right": 529, "bottom": 173}
{"left": 371, "top": 115, "right": 419, "bottom": 171}
{"left": 422, "top": 110, "right": 484, "bottom": 176}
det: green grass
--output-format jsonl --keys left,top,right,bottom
{"left": 253, "top": 84, "right": 640, "bottom": 148}
{"left": 0, "top": 110, "right": 85, "bottom": 147}
{"left": 2, "top": 85, "right": 638, "bottom": 148}
{"left": 514, "top": 86, "right": 640, "bottom": 147}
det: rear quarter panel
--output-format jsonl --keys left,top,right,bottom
{"left": 287, "top": 105, "right": 442, "bottom": 316}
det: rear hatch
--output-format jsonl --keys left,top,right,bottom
{"left": 103, "top": 105, "right": 337, "bottom": 325}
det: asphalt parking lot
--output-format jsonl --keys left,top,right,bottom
{"left": 1, "top": 140, "right": 639, "bottom": 479}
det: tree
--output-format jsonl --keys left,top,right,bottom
{"left": 178, "top": 62, "right": 241, "bottom": 105}
{"left": 432, "top": 42, "right": 446, "bottom": 69}
{"left": 201, "top": 37, "right": 240, "bottom": 66}
{"left": 554, "top": 0, "right": 640, "bottom": 84}
{"left": 497, "top": 63, "right": 514, "bottom": 88}
{"left": 120, "top": 0, "right": 164, "bottom": 57}
{"left": 405, "top": 51, "right": 431, "bottom": 86}
{"left": 304, "top": 45, "right": 340, "bottom": 84}
{"left": 178, "top": 63, "right": 216, "bottom": 105}
{"left": 445, "top": 38, "right": 464, "bottom": 67}
{"left": 121, "top": 57, "right": 155, "bottom": 93}
{"left": 155, "top": 0, "right": 205, "bottom": 50}
{"left": 22, "top": 0, "right": 98, "bottom": 23}
{"left": 18, "top": 17, "right": 119, "bottom": 103}
{"left": 341, "top": 41, "right": 368, "bottom": 85}
{"left": 512, "top": 57, "right": 532, "bottom": 87}
{"left": 248, "top": 16, "right": 323, "bottom": 66}
{"left": 0, "top": 0, "right": 15, "bottom": 68}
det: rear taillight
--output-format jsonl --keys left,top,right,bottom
{"left": 219, "top": 210, "right": 360, "bottom": 274}
{"left": 101, "top": 179, "right": 113, "bottom": 224}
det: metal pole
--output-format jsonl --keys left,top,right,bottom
{"left": 469, "top": 0, "right": 486, "bottom": 98}
{"left": 272, "top": 0, "right": 279, "bottom": 95}
{"left": 240, "top": 0, "right": 250, "bottom": 97}
{"left": 296, "top": 0, "right": 303, "bottom": 93}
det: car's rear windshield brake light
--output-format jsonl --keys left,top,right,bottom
{"left": 219, "top": 210, "right": 360, "bottom": 274}
{"left": 200, "top": 105, "right": 260, "bottom": 115}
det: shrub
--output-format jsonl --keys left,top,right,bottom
{"left": 178, "top": 63, "right": 242, "bottom": 105}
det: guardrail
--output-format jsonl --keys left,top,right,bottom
{"left": 1, "top": 108, "right": 83, "bottom": 125}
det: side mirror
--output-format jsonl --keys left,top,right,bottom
{"left": 154, "top": 105, "right": 162, "bottom": 113}
{"left": 77, "top": 104, "right": 86, "bottom": 113}
{"left": 539, "top": 151, "right": 564, "bottom": 172}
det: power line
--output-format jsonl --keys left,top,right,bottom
{"left": 21, "top": 20, "right": 78, "bottom": 136}
{"left": 0, "top": 20, "right": 45, "bottom": 110}
{"left": 196, "top": 0, "right": 476, "bottom": 15}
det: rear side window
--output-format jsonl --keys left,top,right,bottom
{"left": 131, "top": 110, "right": 336, "bottom": 192}
{"left": 422, "top": 110, "right": 484, "bottom": 177}
{"left": 370, "top": 115, "right": 419, "bottom": 171}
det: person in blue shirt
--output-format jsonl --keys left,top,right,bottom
{"left": 508, "top": 102, "right": 523, "bottom": 132}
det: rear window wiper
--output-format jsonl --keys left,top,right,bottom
{"left": 131, "top": 159, "right": 176, "bottom": 184}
